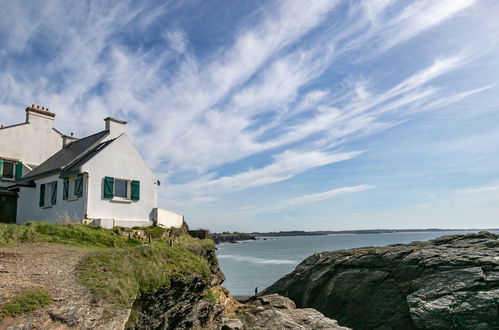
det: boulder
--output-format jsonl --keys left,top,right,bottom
{"left": 263, "top": 231, "right": 499, "bottom": 329}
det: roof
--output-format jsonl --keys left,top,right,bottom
{"left": 61, "top": 139, "right": 115, "bottom": 176}
{"left": 22, "top": 130, "right": 110, "bottom": 181}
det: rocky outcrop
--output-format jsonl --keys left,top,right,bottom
{"left": 127, "top": 275, "right": 225, "bottom": 329}
{"left": 232, "top": 294, "right": 349, "bottom": 330}
{"left": 263, "top": 231, "right": 499, "bottom": 330}
{"left": 212, "top": 233, "right": 257, "bottom": 244}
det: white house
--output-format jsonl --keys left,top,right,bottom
{"left": 1, "top": 105, "right": 66, "bottom": 223}
{"left": 1, "top": 105, "right": 184, "bottom": 229}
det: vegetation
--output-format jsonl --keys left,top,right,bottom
{"left": 79, "top": 241, "right": 211, "bottom": 307}
{"left": 204, "top": 288, "right": 218, "bottom": 304}
{"left": 0, "top": 222, "right": 138, "bottom": 247}
{"left": 1, "top": 288, "right": 52, "bottom": 317}
{"left": 0, "top": 222, "right": 216, "bottom": 309}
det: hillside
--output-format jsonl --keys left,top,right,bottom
{"left": 0, "top": 223, "right": 346, "bottom": 329}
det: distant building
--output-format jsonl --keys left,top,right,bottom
{"left": 0, "top": 105, "right": 183, "bottom": 228}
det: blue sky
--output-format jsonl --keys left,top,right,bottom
{"left": 1, "top": 0, "right": 498, "bottom": 231}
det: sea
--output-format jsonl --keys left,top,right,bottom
{"left": 216, "top": 230, "right": 499, "bottom": 296}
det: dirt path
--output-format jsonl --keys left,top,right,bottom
{"left": 0, "top": 243, "right": 129, "bottom": 329}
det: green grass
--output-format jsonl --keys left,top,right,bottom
{"left": 0, "top": 222, "right": 139, "bottom": 247}
{"left": 204, "top": 288, "right": 218, "bottom": 304}
{"left": 78, "top": 239, "right": 211, "bottom": 308}
{"left": 1, "top": 288, "right": 52, "bottom": 317}
{"left": 0, "top": 223, "right": 215, "bottom": 309}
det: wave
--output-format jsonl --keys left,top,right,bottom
{"left": 217, "top": 254, "right": 297, "bottom": 265}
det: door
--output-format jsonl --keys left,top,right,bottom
{"left": 0, "top": 193, "right": 17, "bottom": 223}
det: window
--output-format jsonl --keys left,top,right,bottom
{"left": 103, "top": 176, "right": 140, "bottom": 201}
{"left": 1, "top": 160, "right": 14, "bottom": 179}
{"left": 39, "top": 181, "right": 57, "bottom": 207}
{"left": 0, "top": 159, "right": 23, "bottom": 180}
{"left": 114, "top": 179, "right": 128, "bottom": 198}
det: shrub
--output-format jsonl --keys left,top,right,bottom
{"left": 1, "top": 288, "right": 52, "bottom": 316}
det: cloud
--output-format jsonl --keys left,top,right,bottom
{"left": 269, "top": 184, "right": 374, "bottom": 211}
{"left": 168, "top": 150, "right": 363, "bottom": 200}
{"left": 0, "top": 0, "right": 495, "bottom": 224}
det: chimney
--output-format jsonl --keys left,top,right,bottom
{"left": 62, "top": 133, "right": 78, "bottom": 147}
{"left": 25, "top": 104, "right": 55, "bottom": 127}
{"left": 103, "top": 117, "right": 127, "bottom": 140}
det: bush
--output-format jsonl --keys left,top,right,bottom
{"left": 1, "top": 288, "right": 52, "bottom": 316}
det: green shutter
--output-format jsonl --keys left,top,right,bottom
{"left": 63, "top": 178, "right": 69, "bottom": 200}
{"left": 15, "top": 162, "right": 23, "bottom": 180}
{"left": 75, "top": 174, "right": 83, "bottom": 198}
{"left": 104, "top": 176, "right": 114, "bottom": 199}
{"left": 131, "top": 180, "right": 140, "bottom": 201}
{"left": 39, "top": 184, "right": 45, "bottom": 207}
{"left": 51, "top": 182, "right": 57, "bottom": 205}
{"left": 0, "top": 159, "right": 3, "bottom": 177}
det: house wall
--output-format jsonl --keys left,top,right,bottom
{"left": 153, "top": 208, "right": 184, "bottom": 228}
{"left": 83, "top": 134, "right": 158, "bottom": 224}
{"left": 0, "top": 110, "right": 63, "bottom": 166}
{"left": 16, "top": 174, "right": 87, "bottom": 224}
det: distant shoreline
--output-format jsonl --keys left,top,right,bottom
{"left": 248, "top": 228, "right": 499, "bottom": 237}
{"left": 212, "top": 228, "right": 499, "bottom": 243}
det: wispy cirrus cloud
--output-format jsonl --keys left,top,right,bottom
{"left": 1, "top": 0, "right": 498, "bottom": 230}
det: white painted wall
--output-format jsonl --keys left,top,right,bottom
{"left": 16, "top": 173, "right": 87, "bottom": 224}
{"left": 83, "top": 134, "right": 158, "bottom": 223}
{"left": 153, "top": 208, "right": 184, "bottom": 228}
{"left": 0, "top": 110, "right": 63, "bottom": 166}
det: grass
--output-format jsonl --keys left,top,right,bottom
{"left": 0, "top": 222, "right": 215, "bottom": 309}
{"left": 1, "top": 288, "right": 52, "bottom": 317}
{"left": 78, "top": 240, "right": 211, "bottom": 308}
{"left": 204, "top": 288, "right": 218, "bottom": 304}
{"left": 0, "top": 222, "right": 139, "bottom": 247}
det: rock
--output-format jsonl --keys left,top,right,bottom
{"left": 255, "top": 293, "right": 296, "bottom": 310}
{"left": 236, "top": 294, "right": 349, "bottom": 329}
{"left": 221, "top": 318, "right": 244, "bottom": 330}
{"left": 263, "top": 231, "right": 499, "bottom": 330}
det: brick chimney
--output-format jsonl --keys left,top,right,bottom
{"left": 25, "top": 104, "right": 55, "bottom": 128}
{"left": 104, "top": 117, "right": 127, "bottom": 141}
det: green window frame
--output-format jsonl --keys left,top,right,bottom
{"left": 39, "top": 184, "right": 45, "bottom": 207}
{"left": 103, "top": 177, "right": 140, "bottom": 201}
{"left": 63, "top": 178, "right": 69, "bottom": 200}
{"left": 131, "top": 180, "right": 140, "bottom": 201}
{"left": 104, "top": 176, "right": 114, "bottom": 199}
{"left": 15, "top": 161, "right": 23, "bottom": 180}
{"left": 75, "top": 174, "right": 83, "bottom": 198}
{"left": 50, "top": 181, "right": 57, "bottom": 205}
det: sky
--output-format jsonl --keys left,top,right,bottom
{"left": 1, "top": 0, "right": 498, "bottom": 232}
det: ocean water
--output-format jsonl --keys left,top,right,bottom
{"left": 216, "top": 230, "right": 499, "bottom": 296}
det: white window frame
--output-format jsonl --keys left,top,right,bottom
{"left": 113, "top": 178, "right": 131, "bottom": 200}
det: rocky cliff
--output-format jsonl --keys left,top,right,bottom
{"left": 263, "top": 231, "right": 499, "bottom": 329}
